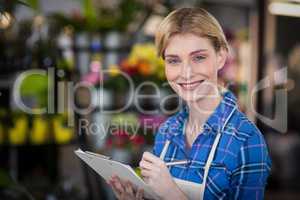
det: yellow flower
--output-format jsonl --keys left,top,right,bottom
{"left": 9, "top": 116, "right": 28, "bottom": 145}
{"left": 53, "top": 115, "right": 73, "bottom": 144}
{"left": 128, "top": 57, "right": 138, "bottom": 66}
{"left": 108, "top": 65, "right": 121, "bottom": 77}
{"left": 30, "top": 116, "right": 48, "bottom": 145}
{"left": 129, "top": 43, "right": 157, "bottom": 62}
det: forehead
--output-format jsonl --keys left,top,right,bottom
{"left": 164, "top": 33, "right": 213, "bottom": 56}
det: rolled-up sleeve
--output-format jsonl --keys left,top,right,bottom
{"left": 229, "top": 131, "right": 272, "bottom": 200}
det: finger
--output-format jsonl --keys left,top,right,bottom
{"left": 140, "top": 168, "right": 153, "bottom": 178}
{"left": 112, "top": 176, "right": 125, "bottom": 194}
{"left": 111, "top": 174, "right": 118, "bottom": 180}
{"left": 124, "top": 181, "right": 134, "bottom": 195}
{"left": 139, "top": 160, "right": 155, "bottom": 170}
{"left": 110, "top": 181, "right": 122, "bottom": 198}
{"left": 107, "top": 178, "right": 114, "bottom": 186}
{"left": 136, "top": 189, "right": 144, "bottom": 200}
{"left": 142, "top": 152, "right": 161, "bottom": 164}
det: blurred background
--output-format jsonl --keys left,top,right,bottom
{"left": 0, "top": 0, "right": 300, "bottom": 199}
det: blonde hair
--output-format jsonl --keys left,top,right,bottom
{"left": 155, "top": 7, "right": 229, "bottom": 59}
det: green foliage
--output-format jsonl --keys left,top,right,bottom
{"left": 20, "top": 73, "right": 49, "bottom": 107}
{"left": 0, "top": 0, "right": 34, "bottom": 14}
{"left": 23, "top": 0, "right": 39, "bottom": 10}
{"left": 50, "top": 0, "right": 143, "bottom": 32}
{"left": 97, "top": 0, "right": 142, "bottom": 31}
{"left": 103, "top": 74, "right": 130, "bottom": 92}
{"left": 0, "top": 168, "right": 13, "bottom": 187}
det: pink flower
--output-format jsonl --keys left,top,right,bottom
{"left": 138, "top": 115, "right": 166, "bottom": 130}
{"left": 110, "top": 129, "right": 130, "bottom": 148}
{"left": 131, "top": 135, "right": 145, "bottom": 146}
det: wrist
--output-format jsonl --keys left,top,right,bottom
{"left": 162, "top": 184, "right": 187, "bottom": 200}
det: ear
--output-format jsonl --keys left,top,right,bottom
{"left": 216, "top": 48, "right": 228, "bottom": 71}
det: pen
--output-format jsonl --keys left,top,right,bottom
{"left": 165, "top": 160, "right": 189, "bottom": 166}
{"left": 138, "top": 160, "right": 189, "bottom": 171}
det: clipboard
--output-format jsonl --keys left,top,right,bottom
{"left": 74, "top": 149, "right": 160, "bottom": 199}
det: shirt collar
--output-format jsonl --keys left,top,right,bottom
{"left": 165, "top": 88, "right": 238, "bottom": 140}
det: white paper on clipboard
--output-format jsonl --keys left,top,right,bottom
{"left": 74, "top": 149, "right": 159, "bottom": 199}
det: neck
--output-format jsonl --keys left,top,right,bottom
{"left": 186, "top": 91, "right": 222, "bottom": 133}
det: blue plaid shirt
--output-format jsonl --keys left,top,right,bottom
{"left": 153, "top": 90, "right": 272, "bottom": 200}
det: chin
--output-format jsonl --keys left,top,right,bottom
{"left": 178, "top": 86, "right": 219, "bottom": 103}
{"left": 180, "top": 91, "right": 208, "bottom": 103}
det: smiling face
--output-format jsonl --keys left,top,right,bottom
{"left": 164, "top": 33, "right": 227, "bottom": 103}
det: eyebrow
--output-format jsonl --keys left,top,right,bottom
{"left": 164, "top": 49, "right": 208, "bottom": 58}
{"left": 190, "top": 49, "right": 208, "bottom": 55}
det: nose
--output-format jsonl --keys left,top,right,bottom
{"left": 180, "top": 59, "right": 193, "bottom": 79}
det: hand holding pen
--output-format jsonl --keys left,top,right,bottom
{"left": 139, "top": 152, "right": 188, "bottom": 200}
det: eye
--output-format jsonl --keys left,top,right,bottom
{"left": 192, "top": 55, "right": 206, "bottom": 63}
{"left": 165, "top": 58, "right": 181, "bottom": 65}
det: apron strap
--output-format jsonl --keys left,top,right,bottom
{"left": 202, "top": 106, "right": 237, "bottom": 186}
{"left": 202, "top": 132, "right": 221, "bottom": 186}
{"left": 160, "top": 140, "right": 171, "bottom": 160}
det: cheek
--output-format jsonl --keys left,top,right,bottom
{"left": 165, "top": 66, "right": 180, "bottom": 81}
{"left": 194, "top": 59, "right": 218, "bottom": 78}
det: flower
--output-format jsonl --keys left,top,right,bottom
{"left": 131, "top": 135, "right": 145, "bottom": 146}
{"left": 120, "top": 60, "right": 138, "bottom": 76}
{"left": 137, "top": 61, "right": 152, "bottom": 76}
{"left": 108, "top": 64, "right": 121, "bottom": 77}
{"left": 111, "top": 129, "right": 130, "bottom": 148}
{"left": 106, "top": 129, "right": 145, "bottom": 150}
{"left": 127, "top": 43, "right": 165, "bottom": 78}
{"left": 103, "top": 43, "right": 166, "bottom": 90}
{"left": 138, "top": 114, "right": 166, "bottom": 130}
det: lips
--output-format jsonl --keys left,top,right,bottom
{"left": 178, "top": 80, "right": 204, "bottom": 90}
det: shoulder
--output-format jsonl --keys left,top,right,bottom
{"left": 224, "top": 108, "right": 265, "bottom": 143}
{"left": 217, "top": 89, "right": 265, "bottom": 144}
{"left": 222, "top": 108, "right": 272, "bottom": 170}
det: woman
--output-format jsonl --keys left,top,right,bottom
{"left": 108, "top": 7, "right": 271, "bottom": 200}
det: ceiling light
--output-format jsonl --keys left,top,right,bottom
{"left": 269, "top": 2, "right": 300, "bottom": 17}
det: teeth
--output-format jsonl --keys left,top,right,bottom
{"left": 182, "top": 82, "right": 199, "bottom": 85}
{"left": 180, "top": 80, "right": 202, "bottom": 85}
{"left": 179, "top": 80, "right": 203, "bottom": 90}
